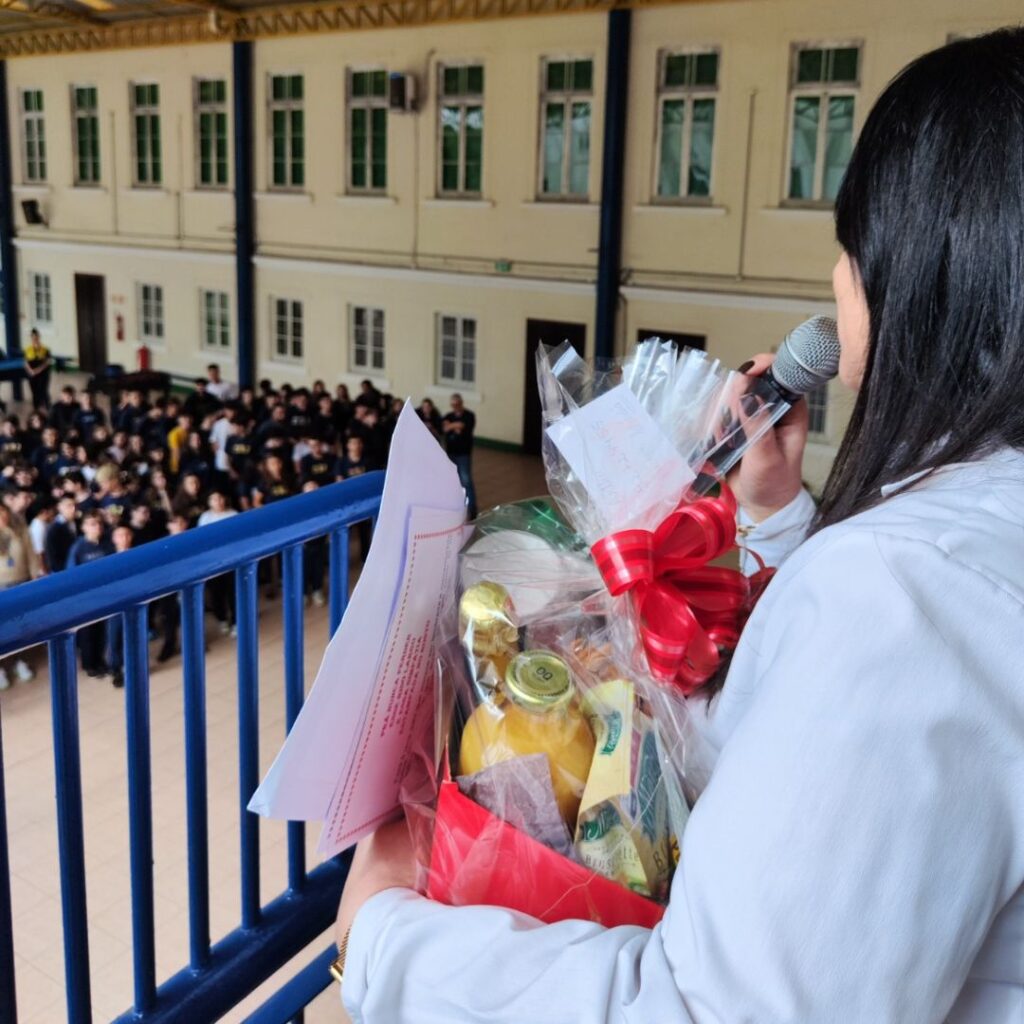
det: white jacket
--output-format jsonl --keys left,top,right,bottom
{"left": 343, "top": 449, "right": 1024, "bottom": 1024}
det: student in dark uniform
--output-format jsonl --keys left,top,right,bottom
{"left": 66, "top": 511, "right": 113, "bottom": 677}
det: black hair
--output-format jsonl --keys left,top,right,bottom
{"left": 814, "top": 27, "right": 1024, "bottom": 531}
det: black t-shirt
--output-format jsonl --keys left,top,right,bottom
{"left": 336, "top": 455, "right": 369, "bottom": 479}
{"left": 0, "top": 434, "right": 25, "bottom": 462}
{"left": 32, "top": 445, "right": 61, "bottom": 480}
{"left": 442, "top": 410, "right": 476, "bottom": 456}
{"left": 255, "top": 479, "right": 293, "bottom": 504}
{"left": 300, "top": 453, "right": 335, "bottom": 487}
{"left": 73, "top": 407, "right": 105, "bottom": 441}
{"left": 225, "top": 435, "right": 256, "bottom": 475}
{"left": 99, "top": 492, "right": 133, "bottom": 524}
{"left": 49, "top": 400, "right": 79, "bottom": 434}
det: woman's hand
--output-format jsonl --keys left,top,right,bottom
{"left": 335, "top": 817, "right": 417, "bottom": 950}
{"left": 726, "top": 354, "right": 809, "bottom": 523}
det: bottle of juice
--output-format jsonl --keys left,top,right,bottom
{"left": 459, "top": 650, "right": 596, "bottom": 828}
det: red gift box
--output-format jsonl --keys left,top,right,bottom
{"left": 426, "top": 779, "right": 666, "bottom": 930}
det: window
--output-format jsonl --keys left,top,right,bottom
{"left": 807, "top": 383, "right": 828, "bottom": 435}
{"left": 539, "top": 58, "right": 592, "bottom": 198}
{"left": 20, "top": 90, "right": 46, "bottom": 183}
{"left": 273, "top": 298, "right": 303, "bottom": 361}
{"left": 138, "top": 284, "right": 164, "bottom": 343}
{"left": 348, "top": 70, "right": 387, "bottom": 192}
{"left": 71, "top": 85, "right": 100, "bottom": 185}
{"left": 439, "top": 64, "right": 484, "bottom": 196}
{"left": 436, "top": 314, "right": 476, "bottom": 386}
{"left": 350, "top": 306, "right": 385, "bottom": 371}
{"left": 655, "top": 50, "right": 719, "bottom": 201}
{"left": 787, "top": 44, "right": 859, "bottom": 202}
{"left": 131, "top": 83, "right": 162, "bottom": 187}
{"left": 30, "top": 272, "right": 52, "bottom": 324}
{"left": 201, "top": 290, "right": 230, "bottom": 350}
{"left": 195, "top": 79, "right": 229, "bottom": 188}
{"left": 269, "top": 74, "right": 304, "bottom": 189}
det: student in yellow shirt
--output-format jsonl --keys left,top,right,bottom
{"left": 23, "top": 328, "right": 53, "bottom": 410}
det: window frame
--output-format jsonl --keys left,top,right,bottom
{"left": 19, "top": 88, "right": 47, "bottom": 184}
{"left": 267, "top": 72, "right": 305, "bottom": 192}
{"left": 436, "top": 62, "right": 485, "bottom": 198}
{"left": 271, "top": 296, "right": 304, "bottom": 363}
{"left": 137, "top": 283, "right": 165, "bottom": 345}
{"left": 129, "top": 81, "right": 162, "bottom": 189}
{"left": 349, "top": 304, "right": 386, "bottom": 372}
{"left": 435, "top": 312, "right": 477, "bottom": 387}
{"left": 783, "top": 41, "right": 862, "bottom": 207}
{"left": 70, "top": 84, "right": 101, "bottom": 187}
{"left": 200, "top": 289, "right": 231, "bottom": 351}
{"left": 651, "top": 47, "right": 721, "bottom": 205}
{"left": 194, "top": 77, "right": 230, "bottom": 190}
{"left": 346, "top": 67, "right": 389, "bottom": 195}
{"left": 29, "top": 271, "right": 52, "bottom": 325}
{"left": 806, "top": 382, "right": 829, "bottom": 437}
{"left": 536, "top": 56, "right": 594, "bottom": 202}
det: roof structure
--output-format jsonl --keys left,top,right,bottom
{"left": 0, "top": 0, "right": 696, "bottom": 57}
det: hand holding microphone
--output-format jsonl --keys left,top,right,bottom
{"left": 725, "top": 316, "right": 841, "bottom": 524}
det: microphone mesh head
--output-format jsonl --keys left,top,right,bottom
{"left": 772, "top": 316, "right": 841, "bottom": 396}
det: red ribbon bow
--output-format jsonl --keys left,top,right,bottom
{"left": 591, "top": 484, "right": 773, "bottom": 694}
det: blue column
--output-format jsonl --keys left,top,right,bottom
{"left": 233, "top": 41, "right": 255, "bottom": 391}
{"left": 0, "top": 62, "right": 23, "bottom": 400}
{"left": 594, "top": 10, "right": 632, "bottom": 361}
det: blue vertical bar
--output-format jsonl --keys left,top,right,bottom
{"left": 181, "top": 586, "right": 211, "bottom": 969}
{"left": 594, "top": 9, "right": 632, "bottom": 361}
{"left": 328, "top": 527, "right": 349, "bottom": 635}
{"left": 236, "top": 562, "right": 260, "bottom": 928}
{"left": 48, "top": 633, "right": 92, "bottom": 1024}
{"left": 233, "top": 41, "right": 255, "bottom": 391}
{"left": 281, "top": 545, "right": 305, "bottom": 893}
{"left": 0, "top": 707, "right": 17, "bottom": 1024}
{"left": 124, "top": 606, "right": 156, "bottom": 1012}
{"left": 0, "top": 62, "right": 24, "bottom": 401}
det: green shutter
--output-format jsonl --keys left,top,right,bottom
{"left": 657, "top": 99, "right": 684, "bottom": 197}
{"left": 464, "top": 105, "right": 483, "bottom": 193}
{"left": 542, "top": 101, "right": 565, "bottom": 194}
{"left": 568, "top": 101, "right": 590, "bottom": 195}
{"left": 789, "top": 95, "right": 820, "bottom": 198}
{"left": 688, "top": 98, "right": 715, "bottom": 196}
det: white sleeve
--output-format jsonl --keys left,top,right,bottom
{"left": 342, "top": 530, "right": 1024, "bottom": 1024}
{"left": 737, "top": 488, "right": 816, "bottom": 574}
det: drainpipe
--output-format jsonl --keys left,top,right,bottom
{"left": 233, "top": 40, "right": 255, "bottom": 391}
{"left": 594, "top": 8, "right": 631, "bottom": 361}
{"left": 0, "top": 62, "right": 23, "bottom": 399}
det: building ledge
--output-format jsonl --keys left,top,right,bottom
{"left": 422, "top": 197, "right": 494, "bottom": 209}
{"left": 632, "top": 203, "right": 728, "bottom": 216}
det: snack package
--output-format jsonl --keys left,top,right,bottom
{"left": 406, "top": 338, "right": 794, "bottom": 927}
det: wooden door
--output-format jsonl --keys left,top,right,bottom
{"left": 74, "top": 274, "right": 107, "bottom": 373}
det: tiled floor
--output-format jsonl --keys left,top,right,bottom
{"left": 1, "top": 424, "right": 547, "bottom": 1023}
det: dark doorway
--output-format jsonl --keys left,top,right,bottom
{"left": 523, "top": 319, "right": 586, "bottom": 454}
{"left": 637, "top": 328, "right": 706, "bottom": 352}
{"left": 74, "top": 274, "right": 107, "bottom": 373}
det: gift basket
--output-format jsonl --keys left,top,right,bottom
{"left": 407, "top": 338, "right": 796, "bottom": 928}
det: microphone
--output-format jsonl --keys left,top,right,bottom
{"left": 759, "top": 315, "right": 841, "bottom": 402}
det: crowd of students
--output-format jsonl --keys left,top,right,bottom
{"left": 0, "top": 361, "right": 477, "bottom": 690}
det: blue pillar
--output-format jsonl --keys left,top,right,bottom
{"left": 233, "top": 41, "right": 255, "bottom": 391}
{"left": 594, "top": 9, "right": 631, "bottom": 362}
{"left": 0, "top": 61, "right": 23, "bottom": 400}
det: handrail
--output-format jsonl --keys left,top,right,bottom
{"left": 0, "top": 471, "right": 385, "bottom": 1024}
{"left": 0, "top": 471, "right": 385, "bottom": 655}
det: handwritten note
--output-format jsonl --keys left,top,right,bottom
{"left": 545, "top": 383, "right": 694, "bottom": 533}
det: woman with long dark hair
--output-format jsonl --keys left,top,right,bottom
{"left": 332, "top": 29, "right": 1024, "bottom": 1023}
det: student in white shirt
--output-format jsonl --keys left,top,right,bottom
{"left": 205, "top": 362, "right": 238, "bottom": 403}
{"left": 333, "top": 29, "right": 1024, "bottom": 1024}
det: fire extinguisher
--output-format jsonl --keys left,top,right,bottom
{"left": 137, "top": 343, "right": 151, "bottom": 371}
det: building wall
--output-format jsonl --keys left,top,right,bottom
{"left": 3, "top": 0, "right": 1020, "bottom": 487}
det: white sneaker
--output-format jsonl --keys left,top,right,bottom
{"left": 14, "top": 660, "right": 34, "bottom": 683}
{"left": 0, "top": 669, "right": 10, "bottom": 691}
{"left": 312, "top": 590, "right": 326, "bottom": 608}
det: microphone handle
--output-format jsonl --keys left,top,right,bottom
{"left": 760, "top": 367, "right": 803, "bottom": 405}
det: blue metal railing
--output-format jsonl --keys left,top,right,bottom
{"left": 0, "top": 471, "right": 384, "bottom": 1024}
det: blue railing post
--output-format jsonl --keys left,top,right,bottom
{"left": 328, "top": 526, "right": 350, "bottom": 635}
{"left": 181, "top": 584, "right": 211, "bottom": 969}
{"left": 48, "top": 632, "right": 93, "bottom": 1024}
{"left": 281, "top": 545, "right": 306, "bottom": 894}
{"left": 124, "top": 605, "right": 157, "bottom": 1012}
{"left": 236, "top": 561, "right": 261, "bottom": 929}
{"left": 0, "top": 707, "right": 17, "bottom": 1024}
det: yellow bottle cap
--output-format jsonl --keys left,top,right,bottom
{"left": 505, "top": 650, "right": 574, "bottom": 711}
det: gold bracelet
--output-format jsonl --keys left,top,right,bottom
{"left": 329, "top": 927, "right": 352, "bottom": 985}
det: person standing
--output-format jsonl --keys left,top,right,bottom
{"left": 205, "top": 363, "right": 238, "bottom": 403}
{"left": 105, "top": 525, "right": 134, "bottom": 688}
{"left": 442, "top": 393, "right": 477, "bottom": 519}
{"left": 197, "top": 491, "right": 238, "bottom": 634}
{"left": 45, "top": 495, "right": 79, "bottom": 572}
{"left": 0, "top": 504, "right": 38, "bottom": 689}
{"left": 65, "top": 511, "right": 111, "bottom": 678}
{"left": 23, "top": 328, "right": 53, "bottom": 410}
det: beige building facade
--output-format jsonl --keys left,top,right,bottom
{"left": 2, "top": 0, "right": 1018, "bottom": 487}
